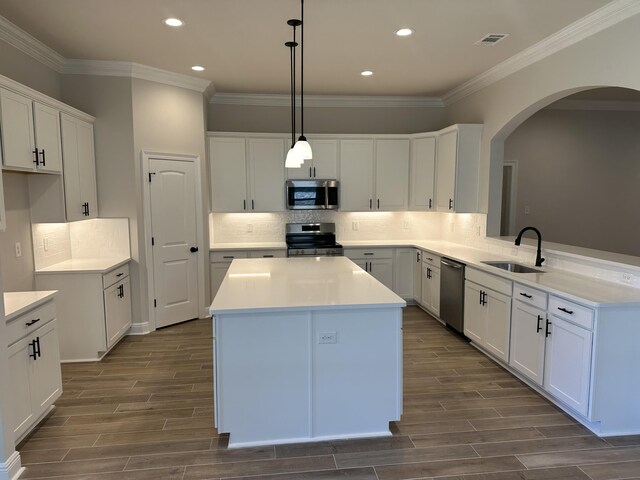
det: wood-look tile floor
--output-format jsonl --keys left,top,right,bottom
{"left": 17, "top": 306, "right": 640, "bottom": 479}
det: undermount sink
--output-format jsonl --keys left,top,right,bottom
{"left": 481, "top": 261, "right": 544, "bottom": 274}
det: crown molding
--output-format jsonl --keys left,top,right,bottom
{"left": 63, "top": 60, "right": 211, "bottom": 93}
{"left": 209, "top": 93, "right": 444, "bottom": 108}
{"left": 546, "top": 99, "right": 640, "bottom": 111}
{"left": 0, "top": 15, "right": 65, "bottom": 72}
{"left": 442, "top": 0, "right": 640, "bottom": 106}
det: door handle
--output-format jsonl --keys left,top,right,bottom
{"left": 40, "top": 149, "right": 46, "bottom": 166}
{"left": 33, "top": 149, "right": 40, "bottom": 166}
{"left": 545, "top": 318, "right": 552, "bottom": 337}
{"left": 190, "top": 246, "right": 199, "bottom": 253}
{"left": 29, "top": 340, "right": 37, "bottom": 360}
{"left": 536, "top": 315, "right": 543, "bottom": 333}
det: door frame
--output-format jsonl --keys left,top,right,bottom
{"left": 501, "top": 160, "right": 518, "bottom": 236}
{"left": 141, "top": 151, "right": 206, "bottom": 332}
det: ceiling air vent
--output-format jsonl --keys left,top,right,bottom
{"left": 476, "top": 33, "right": 509, "bottom": 45}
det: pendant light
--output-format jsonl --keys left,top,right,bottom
{"left": 293, "top": 0, "right": 312, "bottom": 160}
{"left": 285, "top": 20, "right": 303, "bottom": 168}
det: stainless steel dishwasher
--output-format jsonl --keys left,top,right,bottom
{"left": 440, "top": 257, "right": 466, "bottom": 335}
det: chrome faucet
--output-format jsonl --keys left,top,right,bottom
{"left": 515, "top": 226, "right": 545, "bottom": 267}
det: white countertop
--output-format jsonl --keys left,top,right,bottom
{"left": 210, "top": 256, "right": 406, "bottom": 314}
{"left": 210, "top": 242, "right": 286, "bottom": 251}
{"left": 4, "top": 291, "right": 57, "bottom": 322}
{"left": 35, "top": 257, "right": 130, "bottom": 274}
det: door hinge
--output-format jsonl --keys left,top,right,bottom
{"left": 151, "top": 237, "right": 155, "bottom": 246}
{"left": 154, "top": 299, "right": 157, "bottom": 308}
{"left": 148, "top": 172, "right": 156, "bottom": 182}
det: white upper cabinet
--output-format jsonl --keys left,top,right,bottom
{"left": 248, "top": 138, "right": 285, "bottom": 212}
{"left": 339, "top": 139, "right": 374, "bottom": 211}
{"left": 0, "top": 89, "right": 62, "bottom": 173}
{"left": 339, "top": 138, "right": 409, "bottom": 211}
{"left": 410, "top": 135, "right": 436, "bottom": 211}
{"left": 435, "top": 124, "right": 483, "bottom": 213}
{"left": 287, "top": 139, "right": 338, "bottom": 180}
{"left": 210, "top": 136, "right": 248, "bottom": 212}
{"left": 376, "top": 139, "right": 410, "bottom": 211}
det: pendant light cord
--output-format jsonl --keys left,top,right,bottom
{"left": 300, "top": 0, "right": 304, "bottom": 138}
{"left": 289, "top": 40, "right": 295, "bottom": 148}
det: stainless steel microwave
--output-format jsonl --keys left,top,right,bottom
{"left": 286, "top": 180, "right": 339, "bottom": 210}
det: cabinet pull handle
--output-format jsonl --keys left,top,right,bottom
{"left": 557, "top": 307, "right": 574, "bottom": 315}
{"left": 25, "top": 318, "right": 41, "bottom": 327}
{"left": 313, "top": 167, "right": 316, "bottom": 177}
{"left": 449, "top": 198, "right": 453, "bottom": 210}
{"left": 377, "top": 199, "right": 380, "bottom": 209}
{"left": 223, "top": 255, "right": 234, "bottom": 259}
{"left": 263, "top": 255, "right": 274, "bottom": 258}
{"left": 82, "top": 202, "right": 90, "bottom": 216}
{"left": 428, "top": 198, "right": 432, "bottom": 209}
{"left": 29, "top": 340, "right": 37, "bottom": 360}
{"left": 116, "top": 273, "right": 124, "bottom": 277}
{"left": 536, "top": 315, "right": 543, "bottom": 333}
{"left": 33, "top": 149, "right": 40, "bottom": 166}
{"left": 243, "top": 200, "right": 246, "bottom": 211}
{"left": 427, "top": 257, "right": 433, "bottom": 262}
{"left": 479, "top": 290, "right": 483, "bottom": 305}
{"left": 369, "top": 199, "right": 372, "bottom": 209}
{"left": 520, "top": 292, "right": 533, "bottom": 299}
{"left": 309, "top": 167, "right": 312, "bottom": 177}
{"left": 416, "top": 252, "right": 420, "bottom": 262}
{"left": 363, "top": 252, "right": 374, "bottom": 256}
{"left": 252, "top": 200, "right": 255, "bottom": 210}
{"left": 118, "top": 284, "right": 124, "bottom": 298}
{"left": 368, "top": 262, "right": 372, "bottom": 272}
{"left": 40, "top": 149, "right": 46, "bottom": 166}
{"left": 427, "top": 267, "right": 432, "bottom": 279}
{"left": 545, "top": 318, "right": 552, "bottom": 337}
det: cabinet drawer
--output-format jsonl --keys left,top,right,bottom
{"left": 249, "top": 249, "right": 286, "bottom": 258}
{"left": 421, "top": 251, "right": 441, "bottom": 267}
{"left": 548, "top": 295, "right": 594, "bottom": 330}
{"left": 467, "top": 267, "right": 512, "bottom": 296}
{"left": 6, "top": 301, "right": 56, "bottom": 347}
{"left": 345, "top": 248, "right": 394, "bottom": 259}
{"left": 210, "top": 251, "right": 249, "bottom": 263}
{"left": 103, "top": 263, "right": 130, "bottom": 289}
{"left": 513, "top": 283, "right": 547, "bottom": 310}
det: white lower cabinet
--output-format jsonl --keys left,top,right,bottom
{"left": 345, "top": 248, "right": 394, "bottom": 290}
{"left": 413, "top": 250, "right": 422, "bottom": 304}
{"left": 421, "top": 264, "right": 440, "bottom": 317}
{"left": 393, "top": 248, "right": 415, "bottom": 300}
{"left": 510, "top": 300, "right": 546, "bottom": 385}
{"left": 35, "top": 262, "right": 132, "bottom": 362}
{"left": 6, "top": 299, "right": 62, "bottom": 442}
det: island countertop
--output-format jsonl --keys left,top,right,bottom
{"left": 210, "top": 256, "right": 406, "bottom": 315}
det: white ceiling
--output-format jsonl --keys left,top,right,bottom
{"left": 0, "top": 0, "right": 612, "bottom": 96}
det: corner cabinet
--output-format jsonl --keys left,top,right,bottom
{"left": 344, "top": 248, "right": 394, "bottom": 290}
{"left": 410, "top": 135, "right": 437, "bottom": 211}
{"left": 435, "top": 124, "right": 483, "bottom": 213}
{"left": 209, "top": 135, "right": 285, "bottom": 212}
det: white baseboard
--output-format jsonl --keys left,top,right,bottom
{"left": 0, "top": 451, "right": 23, "bottom": 480}
{"left": 201, "top": 306, "right": 212, "bottom": 319}
{"left": 127, "top": 322, "right": 151, "bottom": 335}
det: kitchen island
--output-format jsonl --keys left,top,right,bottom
{"left": 210, "top": 256, "right": 406, "bottom": 448}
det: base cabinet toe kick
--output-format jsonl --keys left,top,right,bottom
{"left": 463, "top": 267, "right": 640, "bottom": 437}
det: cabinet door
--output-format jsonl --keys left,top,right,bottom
{"left": 33, "top": 102, "right": 62, "bottom": 173}
{"left": 393, "top": 248, "right": 414, "bottom": 299}
{"left": 421, "top": 265, "right": 440, "bottom": 315}
{"left": 211, "top": 262, "right": 231, "bottom": 299}
{"left": 30, "top": 319, "right": 63, "bottom": 417}
{"left": 376, "top": 139, "right": 409, "bottom": 210}
{"left": 210, "top": 137, "right": 248, "bottom": 212}
{"left": 105, "top": 278, "right": 132, "bottom": 348}
{"left": 60, "top": 113, "right": 84, "bottom": 221}
{"left": 309, "top": 139, "right": 338, "bottom": 179}
{"left": 464, "top": 281, "right": 485, "bottom": 343}
{"left": 436, "top": 129, "right": 457, "bottom": 212}
{"left": 0, "top": 88, "right": 35, "bottom": 171}
{"left": 410, "top": 136, "right": 436, "bottom": 210}
{"left": 544, "top": 316, "right": 593, "bottom": 416}
{"left": 339, "top": 140, "right": 374, "bottom": 211}
{"left": 248, "top": 138, "right": 285, "bottom": 212}
{"left": 413, "top": 250, "right": 422, "bottom": 304}
{"left": 370, "top": 259, "right": 393, "bottom": 290}
{"left": 7, "top": 336, "right": 35, "bottom": 439}
{"left": 510, "top": 300, "right": 546, "bottom": 385}
{"left": 76, "top": 119, "right": 98, "bottom": 218}
{"left": 483, "top": 289, "right": 511, "bottom": 362}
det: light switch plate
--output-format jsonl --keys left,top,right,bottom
{"left": 318, "top": 332, "right": 337, "bottom": 344}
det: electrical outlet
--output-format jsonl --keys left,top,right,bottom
{"left": 15, "top": 242, "right": 21, "bottom": 258}
{"left": 352, "top": 221, "right": 359, "bottom": 231}
{"left": 246, "top": 224, "right": 253, "bottom": 233}
{"left": 44, "top": 237, "right": 49, "bottom": 251}
{"left": 318, "top": 332, "right": 337, "bottom": 344}
{"left": 524, "top": 206, "right": 531, "bottom": 215}
{"left": 622, "top": 272, "right": 633, "bottom": 284}
{"left": 402, "top": 221, "right": 409, "bottom": 230}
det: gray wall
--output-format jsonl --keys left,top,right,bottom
{"left": 504, "top": 107, "right": 640, "bottom": 256}
{"left": 0, "top": 39, "right": 61, "bottom": 100}
{"left": 208, "top": 103, "right": 446, "bottom": 134}
{"left": 0, "top": 173, "right": 35, "bottom": 291}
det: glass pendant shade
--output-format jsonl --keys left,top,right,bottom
{"left": 294, "top": 137, "right": 313, "bottom": 160}
{"left": 285, "top": 147, "right": 303, "bottom": 168}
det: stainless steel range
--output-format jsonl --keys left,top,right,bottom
{"left": 286, "top": 223, "right": 343, "bottom": 257}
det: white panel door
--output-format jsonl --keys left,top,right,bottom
{"left": 463, "top": 281, "right": 485, "bottom": 344}
{"left": 7, "top": 336, "right": 35, "bottom": 438}
{"left": 150, "top": 158, "right": 199, "bottom": 328}
{"left": 248, "top": 138, "right": 285, "bottom": 212}
{"left": 411, "top": 136, "right": 436, "bottom": 210}
{"left": 210, "top": 137, "right": 247, "bottom": 212}
{"left": 436, "top": 129, "right": 457, "bottom": 211}
{"left": 0, "top": 88, "right": 35, "bottom": 171}
{"left": 33, "top": 102, "right": 62, "bottom": 173}
{"left": 376, "top": 139, "right": 410, "bottom": 210}
{"left": 30, "top": 320, "right": 63, "bottom": 415}
{"left": 544, "top": 316, "right": 593, "bottom": 416}
{"left": 510, "top": 300, "right": 546, "bottom": 385}
{"left": 483, "top": 289, "right": 511, "bottom": 362}
{"left": 76, "top": 119, "right": 98, "bottom": 218}
{"left": 339, "top": 140, "right": 374, "bottom": 211}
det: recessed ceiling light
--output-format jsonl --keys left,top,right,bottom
{"left": 163, "top": 18, "right": 184, "bottom": 27}
{"left": 395, "top": 28, "right": 414, "bottom": 37}
{"left": 191, "top": 65, "right": 205, "bottom": 72}
{"left": 361, "top": 70, "right": 374, "bottom": 77}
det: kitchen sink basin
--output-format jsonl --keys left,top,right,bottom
{"left": 481, "top": 261, "right": 544, "bottom": 274}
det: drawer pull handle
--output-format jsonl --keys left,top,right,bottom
{"left": 427, "top": 257, "right": 433, "bottom": 262}
{"left": 25, "top": 318, "right": 41, "bottom": 327}
{"left": 558, "top": 307, "right": 574, "bottom": 315}
{"left": 116, "top": 273, "right": 124, "bottom": 277}
{"left": 520, "top": 293, "right": 533, "bottom": 299}
{"left": 263, "top": 255, "right": 274, "bottom": 258}
{"left": 363, "top": 253, "right": 374, "bottom": 256}
{"left": 223, "top": 256, "right": 234, "bottom": 259}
